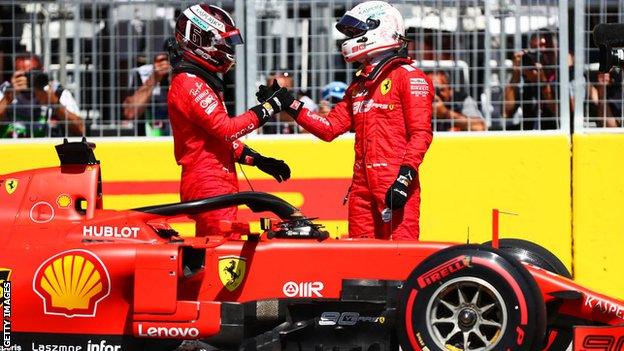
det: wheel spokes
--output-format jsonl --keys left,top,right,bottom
{"left": 440, "top": 299, "right": 458, "bottom": 312}
{"left": 479, "top": 302, "right": 496, "bottom": 314}
{"left": 471, "top": 287, "right": 481, "bottom": 305}
{"left": 432, "top": 316, "right": 455, "bottom": 325}
{"left": 426, "top": 278, "right": 508, "bottom": 351}
{"left": 474, "top": 329, "right": 490, "bottom": 346}
{"left": 442, "top": 326, "right": 462, "bottom": 344}
{"left": 480, "top": 319, "right": 502, "bottom": 329}
{"left": 457, "top": 285, "right": 467, "bottom": 304}
{"left": 462, "top": 331, "right": 471, "bottom": 350}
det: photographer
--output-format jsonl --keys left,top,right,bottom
{"left": 0, "top": 54, "right": 84, "bottom": 138}
{"left": 122, "top": 49, "right": 172, "bottom": 136}
{"left": 504, "top": 30, "right": 559, "bottom": 130}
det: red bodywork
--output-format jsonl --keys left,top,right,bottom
{"left": 1, "top": 146, "right": 623, "bottom": 350}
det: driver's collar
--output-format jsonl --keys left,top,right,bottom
{"left": 173, "top": 59, "right": 225, "bottom": 92}
{"left": 355, "top": 51, "right": 410, "bottom": 81}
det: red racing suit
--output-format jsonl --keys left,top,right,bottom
{"left": 168, "top": 71, "right": 259, "bottom": 236}
{"left": 296, "top": 56, "right": 433, "bottom": 239}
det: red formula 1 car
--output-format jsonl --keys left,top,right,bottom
{"left": 1, "top": 139, "right": 623, "bottom": 351}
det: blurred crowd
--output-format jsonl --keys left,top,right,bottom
{"left": 0, "top": 3, "right": 621, "bottom": 138}
{"left": 259, "top": 28, "right": 622, "bottom": 134}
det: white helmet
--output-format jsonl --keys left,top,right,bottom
{"left": 336, "top": 1, "right": 405, "bottom": 63}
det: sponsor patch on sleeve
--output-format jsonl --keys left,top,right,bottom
{"left": 409, "top": 78, "right": 430, "bottom": 97}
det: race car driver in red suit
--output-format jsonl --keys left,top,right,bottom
{"left": 168, "top": 4, "right": 291, "bottom": 237}
{"left": 258, "top": 1, "right": 433, "bottom": 240}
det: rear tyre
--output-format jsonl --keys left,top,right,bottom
{"left": 397, "top": 245, "right": 546, "bottom": 351}
{"left": 484, "top": 239, "right": 572, "bottom": 351}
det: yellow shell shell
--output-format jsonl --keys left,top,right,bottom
{"left": 39, "top": 254, "right": 103, "bottom": 310}
{"left": 57, "top": 195, "right": 71, "bottom": 208}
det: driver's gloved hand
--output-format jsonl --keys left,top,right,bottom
{"left": 385, "top": 165, "right": 416, "bottom": 210}
{"left": 254, "top": 80, "right": 304, "bottom": 119}
{"left": 249, "top": 85, "right": 290, "bottom": 126}
{"left": 256, "top": 156, "right": 291, "bottom": 183}
{"left": 256, "top": 80, "right": 280, "bottom": 102}
{"left": 238, "top": 145, "right": 291, "bottom": 183}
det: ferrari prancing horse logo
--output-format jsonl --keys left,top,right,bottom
{"left": 380, "top": 79, "right": 392, "bottom": 95}
{"left": 218, "top": 256, "right": 246, "bottom": 292}
{"left": 5, "top": 178, "right": 18, "bottom": 195}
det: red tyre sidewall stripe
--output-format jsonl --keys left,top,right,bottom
{"left": 405, "top": 289, "right": 422, "bottom": 351}
{"left": 473, "top": 256, "right": 528, "bottom": 324}
{"left": 542, "top": 329, "right": 558, "bottom": 350}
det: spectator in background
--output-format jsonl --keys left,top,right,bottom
{"left": 322, "top": 81, "right": 348, "bottom": 103}
{"left": 122, "top": 49, "right": 172, "bottom": 136}
{"left": 318, "top": 81, "right": 348, "bottom": 117}
{"left": 0, "top": 54, "right": 84, "bottom": 138}
{"left": 504, "top": 30, "right": 559, "bottom": 130}
{"left": 406, "top": 27, "right": 454, "bottom": 61}
{"left": 589, "top": 71, "right": 622, "bottom": 127}
{"left": 427, "top": 71, "right": 486, "bottom": 131}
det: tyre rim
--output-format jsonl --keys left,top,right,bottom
{"left": 425, "top": 277, "right": 508, "bottom": 351}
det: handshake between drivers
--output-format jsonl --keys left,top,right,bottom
{"left": 249, "top": 80, "right": 303, "bottom": 126}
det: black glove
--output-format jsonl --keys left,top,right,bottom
{"left": 238, "top": 146, "right": 291, "bottom": 183}
{"left": 256, "top": 80, "right": 280, "bottom": 102}
{"left": 253, "top": 80, "right": 304, "bottom": 119}
{"left": 249, "top": 86, "right": 285, "bottom": 126}
{"left": 384, "top": 165, "right": 416, "bottom": 210}
{"left": 256, "top": 156, "right": 291, "bottom": 183}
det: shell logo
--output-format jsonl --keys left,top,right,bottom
{"left": 33, "top": 250, "right": 110, "bottom": 318}
{"left": 56, "top": 194, "right": 72, "bottom": 208}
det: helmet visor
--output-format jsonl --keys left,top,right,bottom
{"left": 218, "top": 29, "right": 244, "bottom": 46}
{"left": 336, "top": 15, "right": 370, "bottom": 38}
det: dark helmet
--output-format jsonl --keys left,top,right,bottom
{"left": 175, "top": 4, "right": 244, "bottom": 73}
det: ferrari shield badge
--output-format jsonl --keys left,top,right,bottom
{"left": 380, "top": 79, "right": 392, "bottom": 95}
{"left": 218, "top": 256, "right": 246, "bottom": 292}
{"left": 4, "top": 179, "right": 18, "bottom": 195}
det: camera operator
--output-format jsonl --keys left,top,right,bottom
{"left": 589, "top": 71, "right": 621, "bottom": 127}
{"left": 504, "top": 30, "right": 560, "bottom": 130}
{"left": 0, "top": 54, "right": 84, "bottom": 138}
{"left": 589, "top": 23, "right": 624, "bottom": 127}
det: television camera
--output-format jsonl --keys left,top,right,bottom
{"left": 593, "top": 23, "right": 624, "bottom": 72}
